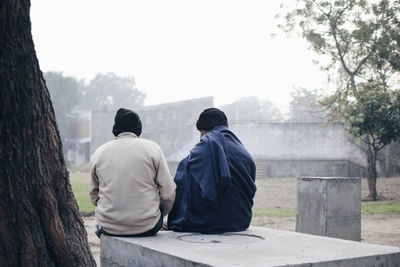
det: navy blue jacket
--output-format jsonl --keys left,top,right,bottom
{"left": 168, "top": 126, "right": 256, "bottom": 233}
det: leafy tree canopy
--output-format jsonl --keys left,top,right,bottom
{"left": 44, "top": 71, "right": 82, "bottom": 143}
{"left": 288, "top": 87, "right": 328, "bottom": 121}
{"left": 279, "top": 0, "right": 400, "bottom": 91}
{"left": 44, "top": 71, "right": 81, "bottom": 120}
{"left": 340, "top": 81, "right": 400, "bottom": 150}
{"left": 280, "top": 0, "right": 400, "bottom": 200}
{"left": 79, "top": 72, "right": 146, "bottom": 111}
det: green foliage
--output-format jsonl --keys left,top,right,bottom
{"left": 79, "top": 73, "right": 146, "bottom": 111}
{"left": 252, "top": 203, "right": 400, "bottom": 217}
{"left": 340, "top": 82, "right": 400, "bottom": 150}
{"left": 220, "top": 96, "right": 283, "bottom": 121}
{"left": 362, "top": 201, "right": 400, "bottom": 214}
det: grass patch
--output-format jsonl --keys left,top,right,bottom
{"left": 69, "top": 172, "right": 90, "bottom": 183}
{"left": 362, "top": 202, "right": 400, "bottom": 214}
{"left": 71, "top": 182, "right": 94, "bottom": 212}
{"left": 70, "top": 172, "right": 95, "bottom": 213}
{"left": 252, "top": 221, "right": 276, "bottom": 227}
{"left": 252, "top": 207, "right": 295, "bottom": 218}
{"left": 252, "top": 202, "right": 400, "bottom": 218}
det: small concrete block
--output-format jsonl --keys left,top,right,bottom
{"left": 100, "top": 227, "right": 400, "bottom": 267}
{"left": 296, "top": 177, "right": 361, "bottom": 241}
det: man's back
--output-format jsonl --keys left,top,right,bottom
{"left": 91, "top": 132, "right": 175, "bottom": 235}
{"left": 168, "top": 126, "right": 257, "bottom": 233}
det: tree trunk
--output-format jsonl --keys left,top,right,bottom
{"left": 0, "top": 1, "right": 96, "bottom": 266}
{"left": 384, "top": 144, "right": 390, "bottom": 176}
{"left": 366, "top": 145, "right": 378, "bottom": 201}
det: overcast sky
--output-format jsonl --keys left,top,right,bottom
{"left": 30, "top": 0, "right": 327, "bottom": 110}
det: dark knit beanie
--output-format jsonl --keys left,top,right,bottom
{"left": 112, "top": 108, "right": 142, "bottom": 137}
{"left": 196, "top": 108, "right": 228, "bottom": 131}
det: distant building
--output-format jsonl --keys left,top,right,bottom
{"left": 65, "top": 111, "right": 91, "bottom": 166}
{"left": 90, "top": 96, "right": 214, "bottom": 157}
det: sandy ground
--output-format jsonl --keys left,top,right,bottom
{"left": 84, "top": 217, "right": 101, "bottom": 265}
{"left": 84, "top": 177, "right": 400, "bottom": 265}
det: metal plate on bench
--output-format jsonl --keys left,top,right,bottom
{"left": 177, "top": 233, "right": 265, "bottom": 244}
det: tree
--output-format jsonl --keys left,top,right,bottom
{"left": 79, "top": 72, "right": 146, "bottom": 111}
{"left": 288, "top": 87, "right": 328, "bottom": 121}
{"left": 0, "top": 1, "right": 95, "bottom": 266}
{"left": 44, "top": 72, "right": 82, "bottom": 158}
{"left": 279, "top": 0, "right": 400, "bottom": 91}
{"left": 340, "top": 82, "right": 400, "bottom": 200}
{"left": 220, "top": 96, "right": 283, "bottom": 122}
{"left": 280, "top": 0, "right": 400, "bottom": 200}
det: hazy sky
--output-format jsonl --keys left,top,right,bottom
{"left": 31, "top": 0, "right": 327, "bottom": 110}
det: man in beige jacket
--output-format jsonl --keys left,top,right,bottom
{"left": 90, "top": 108, "right": 176, "bottom": 237}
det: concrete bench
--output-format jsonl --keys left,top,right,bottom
{"left": 100, "top": 226, "right": 400, "bottom": 266}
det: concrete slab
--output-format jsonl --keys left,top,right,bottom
{"left": 296, "top": 177, "right": 361, "bottom": 241}
{"left": 101, "top": 226, "right": 400, "bottom": 267}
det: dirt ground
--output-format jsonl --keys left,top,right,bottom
{"left": 251, "top": 177, "right": 400, "bottom": 247}
{"left": 84, "top": 177, "right": 400, "bottom": 265}
{"left": 84, "top": 217, "right": 100, "bottom": 265}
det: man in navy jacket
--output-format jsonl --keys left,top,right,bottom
{"left": 168, "top": 108, "right": 257, "bottom": 233}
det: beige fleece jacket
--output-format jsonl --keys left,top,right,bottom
{"left": 90, "top": 132, "right": 176, "bottom": 235}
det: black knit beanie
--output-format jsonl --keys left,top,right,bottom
{"left": 112, "top": 108, "right": 142, "bottom": 137}
{"left": 196, "top": 108, "right": 228, "bottom": 131}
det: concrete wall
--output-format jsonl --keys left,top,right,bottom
{"left": 258, "top": 160, "right": 366, "bottom": 178}
{"left": 168, "top": 159, "right": 366, "bottom": 178}
{"left": 229, "top": 122, "right": 367, "bottom": 167}
{"left": 167, "top": 122, "right": 369, "bottom": 177}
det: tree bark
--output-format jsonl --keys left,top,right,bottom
{"left": 366, "top": 145, "right": 378, "bottom": 201}
{"left": 0, "top": 1, "right": 96, "bottom": 266}
{"left": 384, "top": 145, "right": 390, "bottom": 176}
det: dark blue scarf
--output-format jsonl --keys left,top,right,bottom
{"left": 189, "top": 126, "right": 232, "bottom": 201}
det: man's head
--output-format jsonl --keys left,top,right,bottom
{"left": 196, "top": 108, "right": 228, "bottom": 135}
{"left": 112, "top": 108, "right": 142, "bottom": 137}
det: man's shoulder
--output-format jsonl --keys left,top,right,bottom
{"left": 136, "top": 137, "right": 161, "bottom": 149}
{"left": 131, "top": 138, "right": 165, "bottom": 157}
{"left": 100, "top": 137, "right": 160, "bottom": 149}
